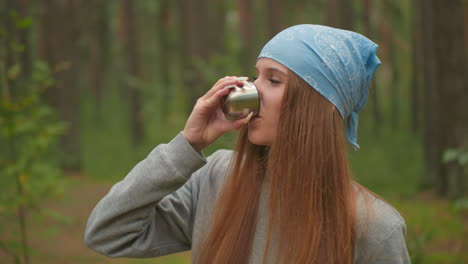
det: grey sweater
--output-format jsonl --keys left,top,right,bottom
{"left": 85, "top": 132, "right": 411, "bottom": 263}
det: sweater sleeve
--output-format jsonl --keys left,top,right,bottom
{"left": 84, "top": 132, "right": 208, "bottom": 258}
{"left": 368, "top": 220, "right": 411, "bottom": 264}
{"left": 355, "top": 219, "right": 411, "bottom": 264}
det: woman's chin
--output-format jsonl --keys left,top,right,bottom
{"left": 247, "top": 129, "right": 272, "bottom": 146}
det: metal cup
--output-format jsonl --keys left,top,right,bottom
{"left": 221, "top": 80, "right": 260, "bottom": 120}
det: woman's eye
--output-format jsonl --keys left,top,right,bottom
{"left": 251, "top": 76, "right": 280, "bottom": 84}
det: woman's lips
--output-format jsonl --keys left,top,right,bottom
{"left": 251, "top": 115, "right": 261, "bottom": 122}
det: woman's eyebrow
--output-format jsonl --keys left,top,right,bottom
{"left": 269, "top": 68, "right": 287, "bottom": 77}
{"left": 255, "top": 67, "right": 288, "bottom": 77}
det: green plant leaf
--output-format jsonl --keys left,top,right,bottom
{"left": 44, "top": 209, "right": 72, "bottom": 225}
{"left": 458, "top": 153, "right": 468, "bottom": 165}
{"left": 7, "top": 64, "right": 21, "bottom": 80}
{"left": 44, "top": 227, "right": 58, "bottom": 237}
{"left": 442, "top": 149, "right": 460, "bottom": 163}
{"left": 16, "top": 17, "right": 32, "bottom": 29}
{"left": 453, "top": 198, "right": 468, "bottom": 212}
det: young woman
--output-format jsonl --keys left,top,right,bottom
{"left": 85, "top": 25, "right": 410, "bottom": 263}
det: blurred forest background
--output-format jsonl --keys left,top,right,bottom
{"left": 0, "top": 0, "right": 467, "bottom": 263}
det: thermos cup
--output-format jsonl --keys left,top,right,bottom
{"left": 221, "top": 80, "right": 259, "bottom": 120}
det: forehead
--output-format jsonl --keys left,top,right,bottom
{"left": 256, "top": 58, "right": 289, "bottom": 76}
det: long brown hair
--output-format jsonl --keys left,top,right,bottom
{"left": 195, "top": 71, "right": 356, "bottom": 263}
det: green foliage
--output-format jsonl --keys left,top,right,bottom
{"left": 80, "top": 86, "right": 137, "bottom": 182}
{"left": 348, "top": 117, "right": 423, "bottom": 198}
{"left": 443, "top": 148, "right": 468, "bottom": 166}
{"left": 453, "top": 198, "right": 468, "bottom": 213}
{"left": 395, "top": 198, "right": 466, "bottom": 264}
{"left": 0, "top": 61, "right": 66, "bottom": 213}
{"left": 0, "top": 12, "right": 66, "bottom": 262}
{"left": 407, "top": 228, "right": 433, "bottom": 264}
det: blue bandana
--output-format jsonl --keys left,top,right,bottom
{"left": 257, "top": 24, "right": 381, "bottom": 150}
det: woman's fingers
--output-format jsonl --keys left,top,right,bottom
{"left": 202, "top": 76, "right": 234, "bottom": 99}
{"left": 203, "top": 85, "right": 232, "bottom": 108}
{"left": 183, "top": 76, "right": 251, "bottom": 151}
{"left": 202, "top": 76, "right": 247, "bottom": 100}
{"left": 220, "top": 112, "right": 253, "bottom": 133}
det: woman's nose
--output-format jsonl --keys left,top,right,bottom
{"left": 253, "top": 79, "right": 262, "bottom": 97}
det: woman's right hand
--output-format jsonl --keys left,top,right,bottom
{"left": 182, "top": 76, "right": 253, "bottom": 152}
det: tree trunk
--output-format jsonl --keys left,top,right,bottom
{"left": 410, "top": 0, "right": 422, "bottom": 134}
{"left": 2, "top": 2, "right": 32, "bottom": 262}
{"left": 86, "top": 1, "right": 110, "bottom": 114}
{"left": 465, "top": 2, "right": 468, "bottom": 65}
{"left": 326, "top": 0, "right": 354, "bottom": 30}
{"left": 177, "top": 0, "right": 226, "bottom": 115}
{"left": 432, "top": 0, "right": 467, "bottom": 198}
{"left": 380, "top": 0, "right": 399, "bottom": 131}
{"left": 207, "top": 0, "right": 226, "bottom": 56}
{"left": 362, "top": 0, "right": 381, "bottom": 133}
{"left": 3, "top": 0, "right": 15, "bottom": 100}
{"left": 38, "top": 0, "right": 81, "bottom": 170}
{"left": 237, "top": 0, "right": 255, "bottom": 71}
{"left": 420, "top": 0, "right": 440, "bottom": 189}
{"left": 266, "top": 0, "right": 284, "bottom": 38}
{"left": 292, "top": 0, "right": 306, "bottom": 25}
{"left": 118, "top": 0, "right": 144, "bottom": 145}
{"left": 389, "top": 37, "right": 399, "bottom": 131}
{"left": 15, "top": 0, "right": 32, "bottom": 81}
{"left": 158, "top": 0, "right": 171, "bottom": 120}
{"left": 181, "top": 0, "right": 206, "bottom": 115}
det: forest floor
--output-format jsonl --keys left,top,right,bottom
{"left": 0, "top": 173, "right": 466, "bottom": 264}
{"left": 0, "top": 173, "right": 189, "bottom": 264}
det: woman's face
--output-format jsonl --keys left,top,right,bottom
{"left": 248, "top": 58, "right": 288, "bottom": 146}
